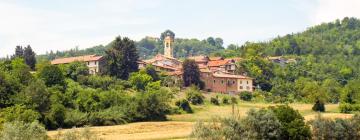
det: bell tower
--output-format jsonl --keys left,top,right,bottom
{"left": 164, "top": 34, "right": 174, "bottom": 58}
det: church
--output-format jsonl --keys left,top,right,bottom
{"left": 138, "top": 34, "right": 254, "bottom": 94}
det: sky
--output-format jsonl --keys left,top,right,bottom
{"left": 1, "top": 0, "right": 360, "bottom": 57}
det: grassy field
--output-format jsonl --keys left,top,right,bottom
{"left": 47, "top": 93, "right": 353, "bottom": 140}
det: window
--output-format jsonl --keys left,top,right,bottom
{"left": 247, "top": 81, "right": 249, "bottom": 84}
{"left": 232, "top": 81, "right": 235, "bottom": 84}
{"left": 221, "top": 80, "right": 224, "bottom": 84}
{"left": 240, "top": 81, "right": 242, "bottom": 84}
{"left": 87, "top": 62, "right": 90, "bottom": 65}
{"left": 246, "top": 86, "right": 250, "bottom": 90}
{"left": 95, "top": 61, "right": 97, "bottom": 65}
{"left": 213, "top": 80, "right": 216, "bottom": 84}
{"left": 239, "top": 86, "right": 243, "bottom": 89}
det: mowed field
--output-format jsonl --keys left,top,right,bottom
{"left": 48, "top": 93, "right": 354, "bottom": 140}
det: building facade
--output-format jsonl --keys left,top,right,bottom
{"left": 200, "top": 72, "right": 253, "bottom": 94}
{"left": 51, "top": 55, "right": 104, "bottom": 75}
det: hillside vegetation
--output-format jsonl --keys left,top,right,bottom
{"left": 2, "top": 17, "right": 360, "bottom": 139}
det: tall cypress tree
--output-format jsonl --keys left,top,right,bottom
{"left": 13, "top": 45, "right": 24, "bottom": 58}
{"left": 104, "top": 36, "right": 139, "bottom": 80}
{"left": 182, "top": 59, "right": 202, "bottom": 88}
{"left": 23, "top": 45, "right": 36, "bottom": 70}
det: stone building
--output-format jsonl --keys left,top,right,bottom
{"left": 51, "top": 55, "right": 104, "bottom": 75}
{"left": 139, "top": 34, "right": 254, "bottom": 93}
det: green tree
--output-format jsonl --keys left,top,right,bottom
{"left": 185, "top": 86, "right": 204, "bottom": 105}
{"left": 206, "top": 37, "right": 216, "bottom": 46}
{"left": 145, "top": 64, "right": 160, "bottom": 81}
{"left": 269, "top": 105, "right": 311, "bottom": 140}
{"left": 160, "top": 29, "right": 175, "bottom": 41}
{"left": 10, "top": 58, "right": 33, "bottom": 85}
{"left": 45, "top": 103, "right": 66, "bottom": 129}
{"left": 17, "top": 79, "right": 50, "bottom": 113}
{"left": 322, "top": 79, "right": 341, "bottom": 103}
{"left": 104, "top": 36, "right": 139, "bottom": 80}
{"left": 129, "top": 70, "right": 153, "bottom": 91}
{"left": 38, "top": 65, "right": 65, "bottom": 87}
{"left": 0, "top": 71, "right": 21, "bottom": 107}
{"left": 12, "top": 45, "right": 24, "bottom": 59}
{"left": 66, "top": 61, "right": 89, "bottom": 81}
{"left": 182, "top": 59, "right": 202, "bottom": 88}
{"left": 23, "top": 45, "right": 36, "bottom": 70}
{"left": 244, "top": 109, "right": 282, "bottom": 139}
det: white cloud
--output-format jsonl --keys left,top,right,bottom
{"left": 313, "top": 0, "right": 360, "bottom": 24}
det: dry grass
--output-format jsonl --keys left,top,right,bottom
{"left": 47, "top": 121, "right": 194, "bottom": 140}
{"left": 47, "top": 92, "right": 352, "bottom": 140}
{"left": 168, "top": 102, "right": 344, "bottom": 122}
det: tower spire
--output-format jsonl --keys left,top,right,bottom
{"left": 164, "top": 34, "right": 174, "bottom": 58}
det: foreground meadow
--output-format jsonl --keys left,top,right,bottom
{"left": 48, "top": 93, "right": 353, "bottom": 140}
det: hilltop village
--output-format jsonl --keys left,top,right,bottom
{"left": 51, "top": 34, "right": 254, "bottom": 94}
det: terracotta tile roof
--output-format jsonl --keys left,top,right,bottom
{"left": 51, "top": 55, "right": 103, "bottom": 65}
{"left": 188, "top": 55, "right": 209, "bottom": 63}
{"left": 207, "top": 60, "right": 231, "bottom": 67}
{"left": 213, "top": 73, "right": 252, "bottom": 79}
{"left": 144, "top": 54, "right": 180, "bottom": 64}
{"left": 152, "top": 63, "right": 179, "bottom": 71}
{"left": 200, "top": 68, "right": 211, "bottom": 73}
{"left": 167, "top": 70, "right": 183, "bottom": 76}
{"left": 209, "top": 57, "right": 224, "bottom": 61}
{"left": 198, "top": 64, "right": 208, "bottom": 69}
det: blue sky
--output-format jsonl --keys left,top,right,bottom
{"left": 1, "top": 0, "right": 360, "bottom": 57}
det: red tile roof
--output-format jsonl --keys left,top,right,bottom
{"left": 51, "top": 55, "right": 103, "bottom": 65}
{"left": 209, "top": 57, "right": 224, "bottom": 61}
{"left": 213, "top": 73, "right": 252, "bottom": 79}
{"left": 188, "top": 55, "right": 209, "bottom": 63}
{"left": 167, "top": 70, "right": 183, "bottom": 76}
{"left": 207, "top": 60, "right": 231, "bottom": 67}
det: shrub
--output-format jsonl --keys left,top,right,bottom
{"left": 222, "top": 96, "right": 230, "bottom": 104}
{"left": 192, "top": 109, "right": 282, "bottom": 140}
{"left": 125, "top": 88, "right": 172, "bottom": 121}
{"left": 65, "top": 62, "right": 89, "bottom": 81}
{"left": 312, "top": 100, "right": 325, "bottom": 112}
{"left": 269, "top": 105, "right": 311, "bottom": 140}
{"left": 244, "top": 109, "right": 281, "bottom": 139}
{"left": 54, "top": 126, "right": 100, "bottom": 140}
{"left": 0, "top": 121, "right": 47, "bottom": 140}
{"left": 191, "top": 120, "right": 223, "bottom": 140}
{"left": 175, "top": 99, "right": 193, "bottom": 113}
{"left": 310, "top": 114, "right": 360, "bottom": 140}
{"left": 230, "top": 97, "right": 238, "bottom": 104}
{"left": 0, "top": 105, "right": 40, "bottom": 123}
{"left": 185, "top": 87, "right": 204, "bottom": 105}
{"left": 339, "top": 103, "right": 353, "bottom": 113}
{"left": 78, "top": 75, "right": 116, "bottom": 90}
{"left": 88, "top": 106, "right": 127, "bottom": 126}
{"left": 64, "top": 109, "right": 88, "bottom": 127}
{"left": 129, "top": 70, "right": 153, "bottom": 91}
{"left": 210, "top": 97, "right": 220, "bottom": 105}
{"left": 239, "top": 91, "right": 252, "bottom": 101}
{"left": 45, "top": 103, "right": 66, "bottom": 129}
